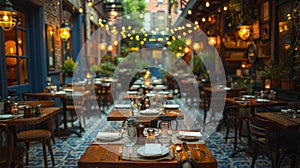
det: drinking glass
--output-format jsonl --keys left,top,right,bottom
{"left": 124, "top": 125, "right": 137, "bottom": 147}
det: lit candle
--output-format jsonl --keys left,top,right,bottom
{"left": 264, "top": 79, "right": 271, "bottom": 89}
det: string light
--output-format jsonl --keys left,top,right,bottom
{"left": 205, "top": 1, "right": 210, "bottom": 7}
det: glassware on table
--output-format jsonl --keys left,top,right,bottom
{"left": 123, "top": 118, "right": 139, "bottom": 147}
{"left": 130, "top": 97, "right": 142, "bottom": 115}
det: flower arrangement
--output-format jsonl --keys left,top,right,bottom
{"left": 61, "top": 58, "right": 78, "bottom": 77}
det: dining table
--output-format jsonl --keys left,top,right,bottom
{"left": 225, "top": 97, "right": 288, "bottom": 157}
{"left": 256, "top": 112, "right": 300, "bottom": 129}
{"left": 78, "top": 141, "right": 217, "bottom": 168}
{"left": 0, "top": 107, "right": 61, "bottom": 143}
{"left": 108, "top": 108, "right": 184, "bottom": 122}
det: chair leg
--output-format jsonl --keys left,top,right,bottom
{"left": 225, "top": 119, "right": 230, "bottom": 143}
{"left": 234, "top": 119, "right": 238, "bottom": 150}
{"left": 47, "top": 139, "right": 55, "bottom": 167}
{"left": 251, "top": 150, "right": 257, "bottom": 168}
{"left": 42, "top": 141, "right": 48, "bottom": 168}
{"left": 25, "top": 142, "right": 30, "bottom": 165}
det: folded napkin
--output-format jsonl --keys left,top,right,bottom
{"left": 145, "top": 143, "right": 161, "bottom": 155}
{"left": 178, "top": 131, "right": 202, "bottom": 137}
{"left": 115, "top": 104, "right": 131, "bottom": 109}
{"left": 96, "top": 131, "right": 121, "bottom": 138}
{"left": 164, "top": 104, "right": 179, "bottom": 109}
{"left": 127, "top": 91, "right": 138, "bottom": 95}
{"left": 140, "top": 109, "right": 159, "bottom": 115}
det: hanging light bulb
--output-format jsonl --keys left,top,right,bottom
{"left": 79, "top": 6, "right": 83, "bottom": 14}
{"left": 0, "top": 0, "right": 18, "bottom": 31}
{"left": 87, "top": 0, "right": 93, "bottom": 7}
{"left": 205, "top": 1, "right": 210, "bottom": 7}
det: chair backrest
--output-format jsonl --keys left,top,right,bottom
{"left": 0, "top": 124, "right": 14, "bottom": 167}
{"left": 249, "top": 116, "right": 279, "bottom": 147}
{"left": 19, "top": 100, "right": 55, "bottom": 107}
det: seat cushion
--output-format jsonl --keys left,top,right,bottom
{"left": 17, "top": 130, "right": 51, "bottom": 141}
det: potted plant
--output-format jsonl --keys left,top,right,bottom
{"left": 264, "top": 63, "right": 285, "bottom": 88}
{"left": 259, "top": 70, "right": 270, "bottom": 87}
{"left": 61, "top": 58, "right": 78, "bottom": 83}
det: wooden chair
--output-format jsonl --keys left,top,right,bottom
{"left": 0, "top": 124, "right": 25, "bottom": 168}
{"left": 224, "top": 102, "right": 249, "bottom": 151}
{"left": 16, "top": 101, "right": 57, "bottom": 168}
{"left": 249, "top": 116, "right": 298, "bottom": 168}
{"left": 18, "top": 100, "right": 59, "bottom": 144}
{"left": 17, "top": 129, "right": 55, "bottom": 168}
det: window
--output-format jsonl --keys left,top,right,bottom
{"left": 5, "top": 12, "right": 29, "bottom": 86}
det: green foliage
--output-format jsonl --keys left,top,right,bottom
{"left": 234, "top": 79, "right": 255, "bottom": 94}
{"left": 61, "top": 58, "right": 78, "bottom": 77}
{"left": 168, "top": 39, "right": 185, "bottom": 53}
{"left": 228, "top": 0, "right": 253, "bottom": 25}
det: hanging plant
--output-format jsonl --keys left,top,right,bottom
{"left": 228, "top": 0, "right": 253, "bottom": 26}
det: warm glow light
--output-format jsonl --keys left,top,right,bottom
{"left": 223, "top": 6, "right": 228, "bottom": 11}
{"left": 79, "top": 7, "right": 83, "bottom": 13}
{"left": 90, "top": 14, "right": 94, "bottom": 20}
{"left": 193, "top": 42, "right": 201, "bottom": 51}
{"left": 188, "top": 10, "right": 192, "bottom": 15}
{"left": 202, "top": 17, "right": 206, "bottom": 22}
{"left": 264, "top": 79, "right": 271, "bottom": 89}
{"left": 208, "top": 36, "right": 217, "bottom": 46}
{"left": 194, "top": 20, "right": 198, "bottom": 25}
{"left": 238, "top": 25, "right": 251, "bottom": 40}
{"left": 107, "top": 45, "right": 113, "bottom": 52}
{"left": 0, "top": 0, "right": 18, "bottom": 31}
{"left": 205, "top": 1, "right": 210, "bottom": 7}
{"left": 59, "top": 22, "right": 72, "bottom": 41}
{"left": 184, "top": 47, "right": 190, "bottom": 53}
{"left": 87, "top": 0, "right": 93, "bottom": 7}
{"left": 99, "top": 41, "right": 107, "bottom": 51}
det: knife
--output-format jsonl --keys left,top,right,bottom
{"left": 182, "top": 142, "right": 192, "bottom": 159}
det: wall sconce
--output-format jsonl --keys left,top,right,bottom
{"left": 237, "top": 25, "right": 251, "bottom": 40}
{"left": 0, "top": 0, "right": 17, "bottom": 31}
{"left": 59, "top": 22, "right": 72, "bottom": 41}
{"left": 208, "top": 35, "right": 217, "bottom": 46}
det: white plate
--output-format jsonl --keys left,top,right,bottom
{"left": 0, "top": 114, "right": 15, "bottom": 120}
{"left": 158, "top": 91, "right": 169, "bottom": 95}
{"left": 115, "top": 104, "right": 131, "bottom": 109}
{"left": 164, "top": 104, "right": 179, "bottom": 109}
{"left": 95, "top": 132, "right": 122, "bottom": 142}
{"left": 137, "top": 145, "right": 169, "bottom": 158}
{"left": 140, "top": 109, "right": 159, "bottom": 115}
{"left": 256, "top": 98, "right": 271, "bottom": 103}
{"left": 242, "top": 95, "right": 255, "bottom": 99}
{"left": 127, "top": 91, "right": 138, "bottom": 95}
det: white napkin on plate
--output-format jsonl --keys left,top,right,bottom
{"left": 96, "top": 132, "right": 121, "bottom": 138}
{"left": 178, "top": 131, "right": 202, "bottom": 137}
{"left": 145, "top": 143, "right": 161, "bottom": 155}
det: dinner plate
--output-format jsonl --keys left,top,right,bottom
{"left": 158, "top": 91, "right": 169, "bottom": 95}
{"left": 177, "top": 131, "right": 202, "bottom": 141}
{"left": 0, "top": 114, "right": 15, "bottom": 120}
{"left": 140, "top": 109, "right": 159, "bottom": 115}
{"left": 95, "top": 132, "right": 122, "bottom": 142}
{"left": 256, "top": 98, "right": 271, "bottom": 103}
{"left": 164, "top": 104, "right": 179, "bottom": 109}
{"left": 242, "top": 95, "right": 255, "bottom": 99}
{"left": 137, "top": 145, "right": 169, "bottom": 158}
{"left": 143, "top": 128, "right": 161, "bottom": 137}
{"left": 127, "top": 91, "right": 138, "bottom": 95}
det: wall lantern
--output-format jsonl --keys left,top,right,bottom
{"left": 0, "top": 0, "right": 17, "bottom": 31}
{"left": 264, "top": 79, "right": 271, "bottom": 89}
{"left": 59, "top": 22, "right": 72, "bottom": 41}
{"left": 237, "top": 25, "right": 251, "bottom": 40}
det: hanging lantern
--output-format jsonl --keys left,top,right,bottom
{"left": 59, "top": 22, "right": 72, "bottom": 41}
{"left": 237, "top": 25, "right": 251, "bottom": 40}
{"left": 0, "top": 0, "right": 18, "bottom": 31}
